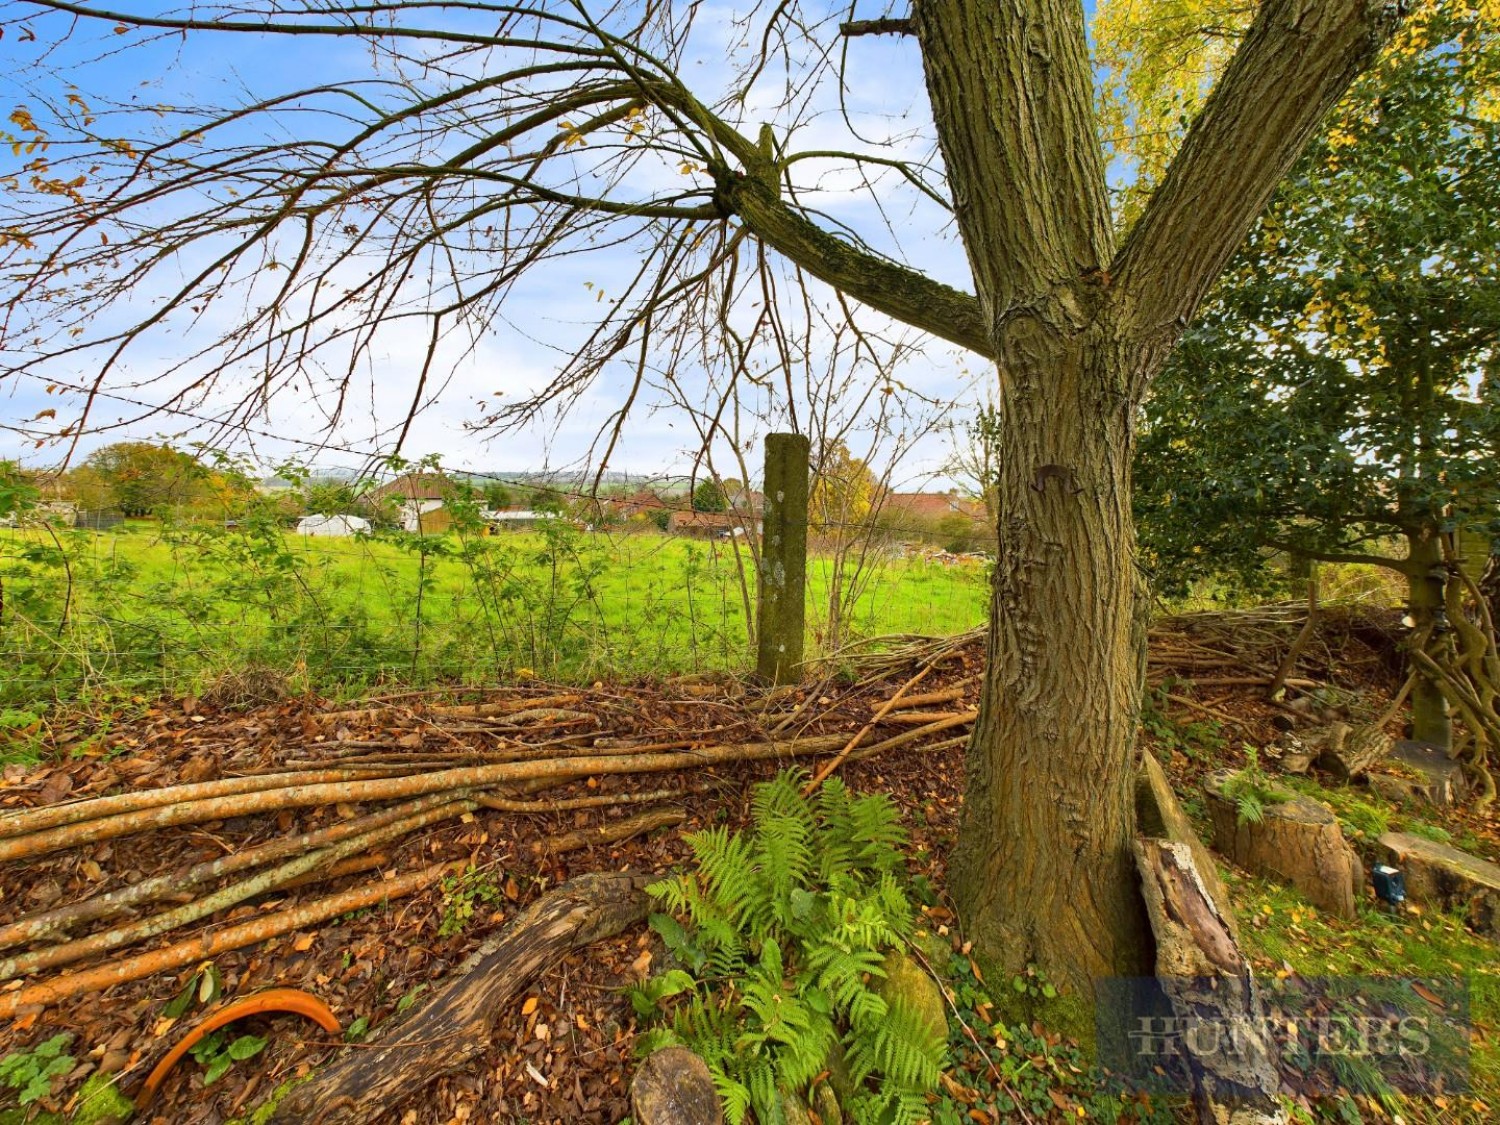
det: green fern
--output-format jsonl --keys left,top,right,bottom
{"left": 634, "top": 769, "right": 943, "bottom": 1125}
{"left": 1221, "top": 748, "right": 1288, "bottom": 825}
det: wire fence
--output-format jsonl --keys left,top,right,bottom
{"left": 0, "top": 513, "right": 989, "bottom": 709}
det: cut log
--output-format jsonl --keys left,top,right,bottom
{"left": 1205, "top": 772, "right": 1361, "bottom": 920}
{"left": 1307, "top": 722, "right": 1393, "bottom": 782}
{"left": 270, "top": 870, "right": 651, "bottom": 1124}
{"left": 631, "top": 1047, "right": 723, "bottom": 1125}
{"left": 1377, "top": 832, "right": 1500, "bottom": 940}
{"left": 1133, "top": 840, "right": 1285, "bottom": 1125}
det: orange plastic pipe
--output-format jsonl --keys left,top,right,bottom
{"left": 134, "top": 987, "right": 341, "bottom": 1111}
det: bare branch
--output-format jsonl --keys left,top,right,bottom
{"left": 840, "top": 18, "right": 914, "bottom": 38}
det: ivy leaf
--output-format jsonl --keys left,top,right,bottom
{"left": 227, "top": 1034, "right": 267, "bottom": 1062}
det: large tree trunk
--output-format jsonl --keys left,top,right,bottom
{"left": 1406, "top": 530, "right": 1453, "bottom": 750}
{"left": 910, "top": 0, "right": 1404, "bottom": 1024}
{"left": 949, "top": 347, "right": 1155, "bottom": 1012}
{"left": 914, "top": 1, "right": 1152, "bottom": 1019}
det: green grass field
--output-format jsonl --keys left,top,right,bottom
{"left": 0, "top": 519, "right": 987, "bottom": 708}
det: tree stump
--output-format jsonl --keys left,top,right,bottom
{"left": 1365, "top": 740, "right": 1466, "bottom": 808}
{"left": 631, "top": 1046, "right": 723, "bottom": 1125}
{"left": 1379, "top": 832, "right": 1500, "bottom": 939}
{"left": 270, "top": 871, "right": 650, "bottom": 1124}
{"left": 1205, "top": 772, "right": 1361, "bottom": 919}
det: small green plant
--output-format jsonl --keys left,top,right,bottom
{"left": 934, "top": 953, "right": 1175, "bottom": 1125}
{"left": 633, "top": 770, "right": 944, "bottom": 1125}
{"left": 0, "top": 707, "right": 49, "bottom": 765}
{"left": 437, "top": 865, "right": 503, "bottom": 937}
{"left": 1140, "top": 685, "right": 1226, "bottom": 760}
{"left": 1008, "top": 962, "right": 1058, "bottom": 1002}
{"left": 0, "top": 1033, "right": 75, "bottom": 1107}
{"left": 395, "top": 984, "right": 427, "bottom": 1014}
{"left": 1221, "top": 748, "right": 1290, "bottom": 824}
{"left": 187, "top": 1029, "right": 267, "bottom": 1086}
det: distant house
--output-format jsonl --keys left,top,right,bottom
{"left": 725, "top": 488, "right": 765, "bottom": 516}
{"left": 368, "top": 472, "right": 461, "bottom": 534}
{"left": 882, "top": 491, "right": 984, "bottom": 524}
{"left": 482, "top": 509, "right": 555, "bottom": 532}
{"left": 669, "top": 510, "right": 761, "bottom": 540}
{"left": 296, "top": 514, "right": 370, "bottom": 537}
{"left": 610, "top": 490, "right": 671, "bottom": 521}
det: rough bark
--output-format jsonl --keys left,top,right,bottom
{"left": 756, "top": 432, "right": 810, "bottom": 684}
{"left": 1406, "top": 532, "right": 1453, "bottom": 750}
{"left": 903, "top": 0, "right": 1404, "bottom": 1015}
{"left": 272, "top": 871, "right": 651, "bottom": 1124}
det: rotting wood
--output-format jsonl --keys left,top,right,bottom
{"left": 0, "top": 862, "right": 454, "bottom": 1019}
{"left": 1309, "top": 722, "right": 1393, "bottom": 782}
{"left": 1133, "top": 839, "right": 1285, "bottom": 1124}
{"left": 270, "top": 870, "right": 651, "bottom": 1125}
{"left": 631, "top": 1046, "right": 724, "bottom": 1125}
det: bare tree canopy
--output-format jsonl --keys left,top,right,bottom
{"left": 1, "top": 0, "right": 980, "bottom": 465}
{"left": 0, "top": 0, "right": 1410, "bottom": 1018}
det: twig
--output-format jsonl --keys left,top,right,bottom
{"left": 804, "top": 661, "right": 937, "bottom": 794}
{"left": 0, "top": 791, "right": 469, "bottom": 950}
{"left": 0, "top": 862, "right": 456, "bottom": 1018}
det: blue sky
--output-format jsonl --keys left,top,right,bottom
{"left": 0, "top": 3, "right": 1104, "bottom": 483}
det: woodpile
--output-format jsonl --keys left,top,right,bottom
{"left": 0, "top": 677, "right": 977, "bottom": 1026}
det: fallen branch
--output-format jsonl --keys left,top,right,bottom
{"left": 0, "top": 862, "right": 454, "bottom": 1019}
{"left": 0, "top": 767, "right": 418, "bottom": 840}
{"left": 0, "top": 791, "right": 467, "bottom": 951}
{"left": 0, "top": 735, "right": 847, "bottom": 863}
{"left": 0, "top": 800, "right": 473, "bottom": 981}
{"left": 472, "top": 786, "right": 705, "bottom": 814}
{"left": 1162, "top": 693, "right": 1253, "bottom": 730}
{"left": 871, "top": 680, "right": 976, "bottom": 711}
{"left": 805, "top": 661, "right": 937, "bottom": 794}
{"left": 270, "top": 871, "right": 650, "bottom": 1124}
{"left": 422, "top": 693, "right": 582, "bottom": 720}
{"left": 533, "top": 807, "right": 686, "bottom": 856}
